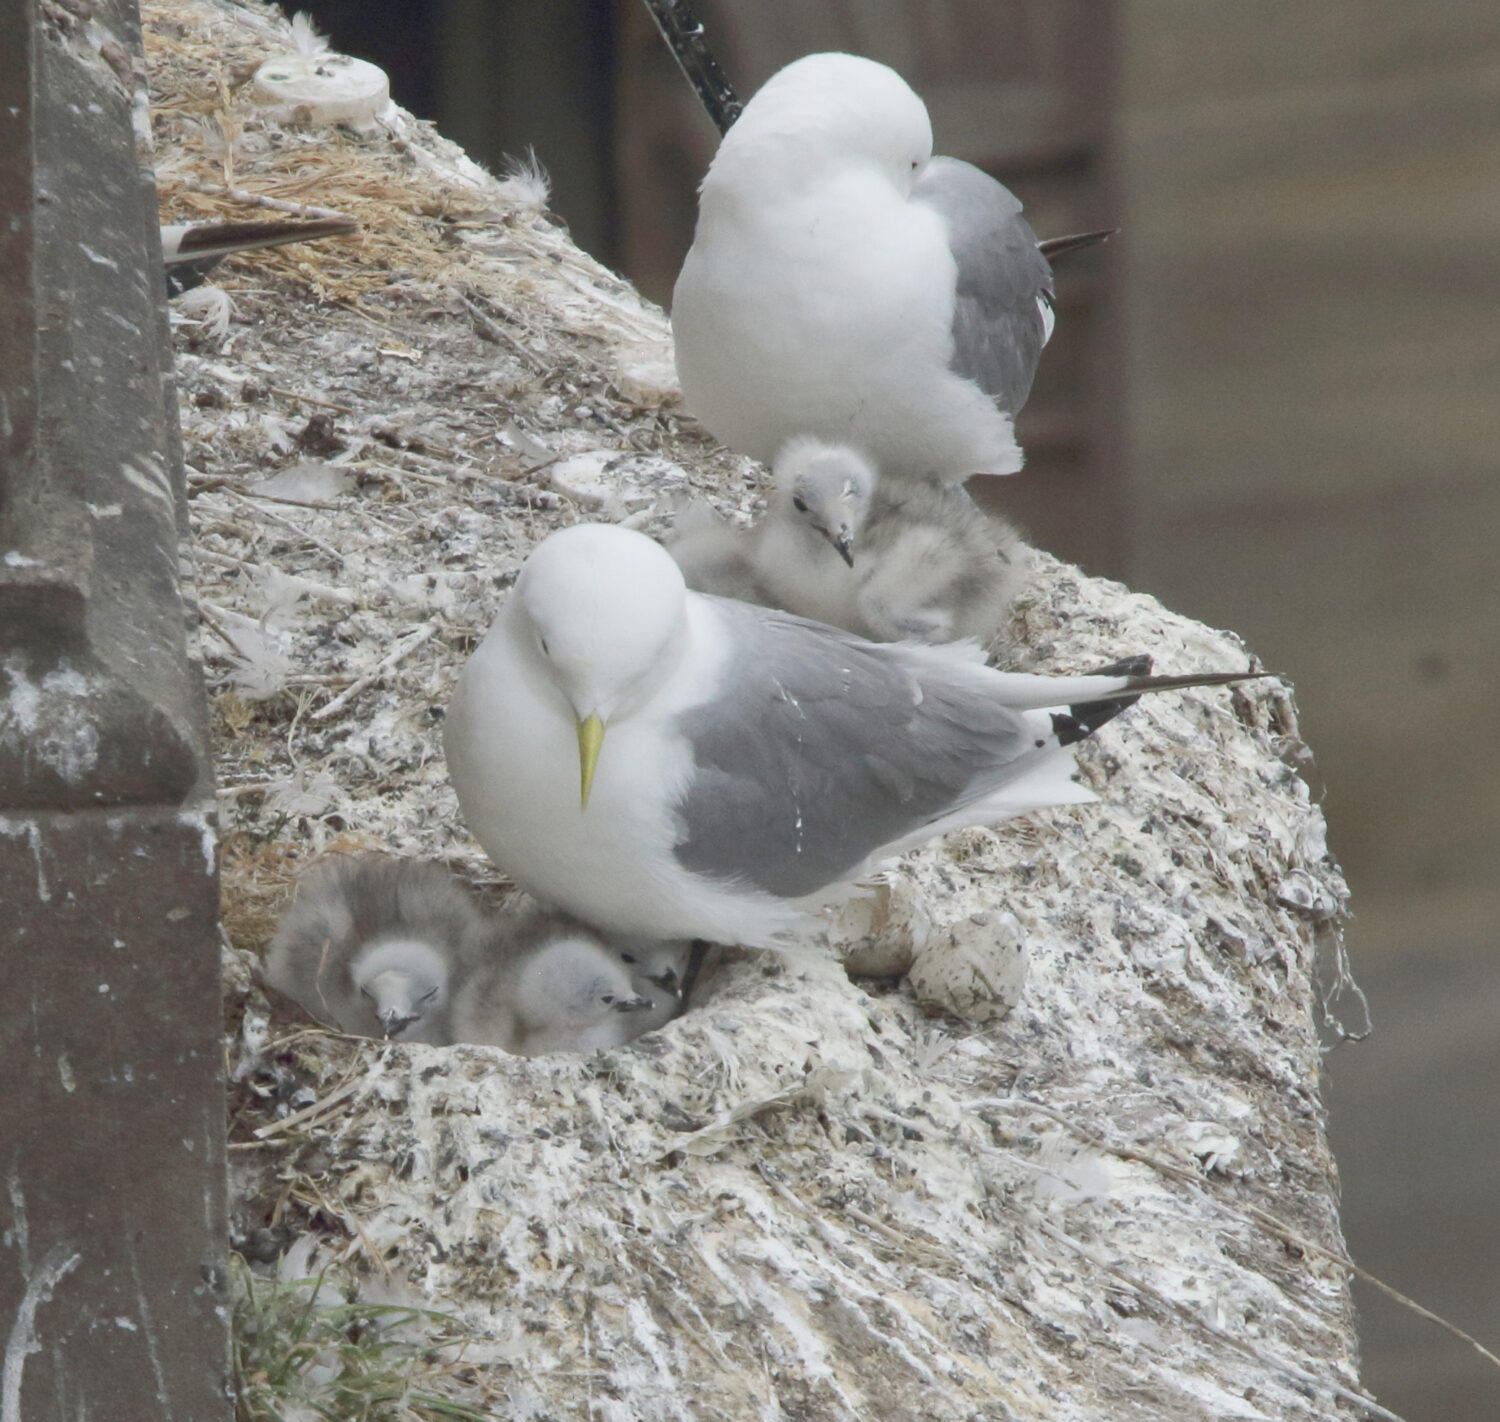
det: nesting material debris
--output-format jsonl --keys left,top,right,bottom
{"left": 150, "top": 4, "right": 1371, "bottom": 1419}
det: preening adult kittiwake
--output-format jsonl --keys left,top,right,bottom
{"left": 671, "top": 52, "right": 1065, "bottom": 481}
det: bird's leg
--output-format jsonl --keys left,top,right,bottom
{"left": 679, "top": 940, "right": 712, "bottom": 1007}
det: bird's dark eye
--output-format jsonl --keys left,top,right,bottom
{"left": 601, "top": 993, "right": 616, "bottom": 1005}
{"left": 791, "top": 496, "right": 808, "bottom": 513}
{"left": 538, "top": 636, "right": 550, "bottom": 656}
{"left": 419, "top": 987, "right": 438, "bottom": 1005}
{"left": 620, "top": 952, "right": 638, "bottom": 965}
{"left": 359, "top": 986, "right": 373, "bottom": 1002}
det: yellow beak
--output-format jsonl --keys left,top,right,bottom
{"left": 576, "top": 712, "right": 605, "bottom": 810}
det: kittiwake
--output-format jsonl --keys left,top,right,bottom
{"left": 672, "top": 51, "right": 1061, "bottom": 481}
{"left": 671, "top": 437, "right": 1028, "bottom": 644}
{"left": 450, "top": 913, "right": 678, "bottom": 1055}
{"left": 443, "top": 523, "right": 1258, "bottom": 948}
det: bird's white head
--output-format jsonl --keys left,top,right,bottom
{"left": 773, "top": 437, "right": 879, "bottom": 566}
{"left": 514, "top": 934, "right": 655, "bottom": 1038}
{"left": 350, "top": 936, "right": 449, "bottom": 1039}
{"left": 710, "top": 52, "right": 933, "bottom": 198}
{"left": 512, "top": 523, "right": 689, "bottom": 807}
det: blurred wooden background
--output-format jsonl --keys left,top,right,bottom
{"left": 298, "top": 3, "right": 1500, "bottom": 1415}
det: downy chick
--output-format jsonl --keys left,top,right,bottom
{"left": 263, "top": 855, "right": 483, "bottom": 1044}
{"left": 452, "top": 914, "right": 685, "bottom": 1056}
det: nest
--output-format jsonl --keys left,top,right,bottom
{"left": 148, "top": 4, "right": 1376, "bottom": 1418}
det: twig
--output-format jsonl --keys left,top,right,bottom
{"left": 239, "top": 491, "right": 339, "bottom": 511}
{"left": 305, "top": 1174, "right": 391, "bottom": 1283}
{"left": 219, "top": 489, "right": 348, "bottom": 564}
{"left": 763, "top": 1172, "right": 950, "bottom": 1272}
{"left": 216, "top": 781, "right": 284, "bottom": 801}
{"left": 193, "top": 547, "right": 356, "bottom": 606}
{"left": 312, "top": 622, "right": 440, "bottom": 722}
{"left": 456, "top": 291, "right": 546, "bottom": 371}
{"left": 346, "top": 459, "right": 451, "bottom": 491}
{"left": 268, "top": 385, "right": 354, "bottom": 414}
{"left": 252, "top": 1074, "right": 363, "bottom": 1140}
{"left": 180, "top": 176, "right": 353, "bottom": 223}
{"left": 198, "top": 601, "right": 258, "bottom": 661}
{"left": 1038, "top": 1221, "right": 1407, "bottom": 1422}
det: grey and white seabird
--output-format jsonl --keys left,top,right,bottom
{"left": 671, "top": 52, "right": 1064, "bottom": 482}
{"left": 444, "top": 524, "right": 1258, "bottom": 949}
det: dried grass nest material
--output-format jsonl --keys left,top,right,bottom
{"left": 153, "top": 4, "right": 1375, "bottom": 1419}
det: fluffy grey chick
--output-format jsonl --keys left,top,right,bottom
{"left": 664, "top": 501, "right": 775, "bottom": 605}
{"left": 667, "top": 443, "right": 874, "bottom": 626}
{"left": 263, "top": 855, "right": 483, "bottom": 1044}
{"left": 614, "top": 937, "right": 695, "bottom": 1001}
{"left": 854, "top": 471, "right": 1030, "bottom": 644}
{"left": 451, "top": 914, "right": 681, "bottom": 1056}
{"left": 754, "top": 437, "right": 1029, "bottom": 644}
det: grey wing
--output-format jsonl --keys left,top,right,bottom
{"left": 912, "top": 155, "right": 1052, "bottom": 415}
{"left": 672, "top": 601, "right": 1031, "bottom": 897}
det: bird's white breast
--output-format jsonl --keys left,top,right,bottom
{"left": 678, "top": 179, "right": 949, "bottom": 442}
{"left": 674, "top": 170, "right": 1020, "bottom": 478}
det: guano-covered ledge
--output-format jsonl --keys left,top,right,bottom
{"left": 7, "top": 1, "right": 1381, "bottom": 1417}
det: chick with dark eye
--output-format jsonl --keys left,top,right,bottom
{"left": 450, "top": 917, "right": 690, "bottom": 1055}
{"left": 263, "top": 855, "right": 486, "bottom": 1044}
{"left": 668, "top": 436, "right": 1031, "bottom": 645}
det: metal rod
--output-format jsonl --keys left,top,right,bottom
{"left": 639, "top": 0, "right": 741, "bottom": 134}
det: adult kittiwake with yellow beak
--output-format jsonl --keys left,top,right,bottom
{"left": 442, "top": 524, "right": 1257, "bottom": 948}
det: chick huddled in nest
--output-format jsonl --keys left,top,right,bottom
{"left": 262, "top": 853, "right": 692, "bottom": 1055}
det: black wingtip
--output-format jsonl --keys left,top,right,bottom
{"left": 1038, "top": 227, "right": 1119, "bottom": 263}
{"left": 165, "top": 215, "right": 360, "bottom": 263}
{"left": 1120, "top": 668, "right": 1270, "bottom": 695}
{"left": 1053, "top": 659, "right": 1267, "bottom": 745}
{"left": 164, "top": 216, "right": 360, "bottom": 294}
{"left": 1052, "top": 701, "right": 1132, "bottom": 746}
{"left": 679, "top": 940, "right": 711, "bottom": 1006}
{"left": 1051, "top": 656, "right": 1153, "bottom": 742}
{"left": 1083, "top": 655, "right": 1268, "bottom": 700}
{"left": 640, "top": 0, "right": 743, "bottom": 135}
{"left": 1090, "top": 654, "right": 1152, "bottom": 679}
